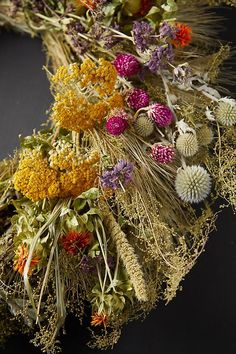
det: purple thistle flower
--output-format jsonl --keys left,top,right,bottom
{"left": 159, "top": 22, "right": 175, "bottom": 39}
{"left": 147, "top": 46, "right": 165, "bottom": 72}
{"left": 89, "top": 23, "right": 119, "bottom": 49}
{"left": 80, "top": 255, "right": 115, "bottom": 273}
{"left": 147, "top": 44, "right": 174, "bottom": 73}
{"left": 101, "top": 160, "right": 134, "bottom": 190}
{"left": 132, "top": 21, "right": 154, "bottom": 52}
{"left": 80, "top": 256, "right": 96, "bottom": 273}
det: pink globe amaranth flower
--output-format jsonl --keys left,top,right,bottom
{"left": 113, "top": 54, "right": 141, "bottom": 77}
{"left": 151, "top": 144, "right": 175, "bottom": 164}
{"left": 106, "top": 116, "right": 129, "bottom": 136}
{"left": 127, "top": 88, "right": 150, "bottom": 110}
{"left": 149, "top": 103, "right": 174, "bottom": 127}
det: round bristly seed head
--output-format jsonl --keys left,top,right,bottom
{"left": 215, "top": 98, "right": 236, "bottom": 126}
{"left": 176, "top": 132, "right": 198, "bottom": 157}
{"left": 197, "top": 126, "right": 214, "bottom": 146}
{"left": 134, "top": 114, "right": 155, "bottom": 137}
{"left": 175, "top": 165, "right": 211, "bottom": 203}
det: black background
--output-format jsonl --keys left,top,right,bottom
{"left": 0, "top": 7, "right": 236, "bottom": 354}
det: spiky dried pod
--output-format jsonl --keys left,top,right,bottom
{"left": 215, "top": 98, "right": 236, "bottom": 126}
{"left": 103, "top": 211, "right": 148, "bottom": 302}
{"left": 134, "top": 114, "right": 155, "bottom": 137}
{"left": 176, "top": 132, "right": 198, "bottom": 157}
{"left": 175, "top": 165, "right": 211, "bottom": 203}
{"left": 197, "top": 126, "right": 214, "bottom": 146}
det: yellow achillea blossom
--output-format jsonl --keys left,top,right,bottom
{"left": 51, "top": 63, "right": 80, "bottom": 86}
{"left": 51, "top": 59, "right": 123, "bottom": 133}
{"left": 93, "top": 58, "right": 117, "bottom": 97}
{"left": 13, "top": 146, "right": 100, "bottom": 202}
{"left": 52, "top": 90, "right": 124, "bottom": 133}
{"left": 79, "top": 58, "right": 97, "bottom": 88}
{"left": 107, "top": 92, "right": 124, "bottom": 109}
{"left": 52, "top": 90, "right": 108, "bottom": 132}
{"left": 51, "top": 59, "right": 117, "bottom": 97}
{"left": 13, "top": 150, "right": 60, "bottom": 201}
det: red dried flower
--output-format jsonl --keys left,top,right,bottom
{"left": 60, "top": 230, "right": 91, "bottom": 255}
{"left": 136, "top": 0, "right": 152, "bottom": 16}
{"left": 91, "top": 312, "right": 108, "bottom": 327}
{"left": 172, "top": 23, "right": 192, "bottom": 48}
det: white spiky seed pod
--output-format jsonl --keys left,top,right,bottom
{"left": 176, "top": 132, "right": 198, "bottom": 157}
{"left": 215, "top": 98, "right": 236, "bottom": 126}
{"left": 134, "top": 114, "right": 155, "bottom": 137}
{"left": 175, "top": 165, "right": 211, "bottom": 204}
{"left": 197, "top": 126, "right": 214, "bottom": 146}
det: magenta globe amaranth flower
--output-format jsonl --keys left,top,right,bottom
{"left": 106, "top": 114, "right": 128, "bottom": 136}
{"left": 151, "top": 144, "right": 175, "bottom": 164}
{"left": 113, "top": 53, "right": 141, "bottom": 77}
{"left": 126, "top": 88, "right": 150, "bottom": 110}
{"left": 149, "top": 103, "right": 174, "bottom": 127}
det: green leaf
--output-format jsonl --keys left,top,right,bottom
{"left": 73, "top": 199, "right": 87, "bottom": 211}
{"left": 87, "top": 208, "right": 102, "bottom": 217}
{"left": 67, "top": 215, "right": 79, "bottom": 228}
{"left": 79, "top": 188, "right": 99, "bottom": 201}
{"left": 60, "top": 207, "right": 71, "bottom": 217}
{"left": 78, "top": 214, "right": 88, "bottom": 224}
{"left": 86, "top": 221, "right": 94, "bottom": 233}
{"left": 161, "top": 0, "right": 178, "bottom": 13}
{"left": 145, "top": 6, "right": 161, "bottom": 26}
{"left": 36, "top": 214, "right": 45, "bottom": 222}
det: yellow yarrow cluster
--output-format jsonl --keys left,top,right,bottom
{"left": 51, "top": 58, "right": 124, "bottom": 133}
{"left": 51, "top": 63, "right": 80, "bottom": 86}
{"left": 52, "top": 90, "right": 124, "bottom": 133}
{"left": 13, "top": 145, "right": 100, "bottom": 202}
{"left": 51, "top": 58, "right": 117, "bottom": 97}
{"left": 13, "top": 150, "right": 60, "bottom": 201}
{"left": 52, "top": 90, "right": 108, "bottom": 132}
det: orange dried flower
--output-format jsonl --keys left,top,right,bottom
{"left": 14, "top": 244, "right": 40, "bottom": 276}
{"left": 91, "top": 313, "right": 107, "bottom": 327}
{"left": 60, "top": 231, "right": 92, "bottom": 255}
{"left": 78, "top": 0, "right": 98, "bottom": 10}
{"left": 172, "top": 23, "right": 192, "bottom": 48}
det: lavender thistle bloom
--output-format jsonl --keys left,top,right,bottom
{"left": 132, "top": 21, "right": 154, "bottom": 52}
{"left": 159, "top": 22, "right": 175, "bottom": 39}
{"left": 101, "top": 160, "right": 134, "bottom": 190}
{"left": 80, "top": 255, "right": 115, "bottom": 273}
{"left": 147, "top": 44, "right": 174, "bottom": 73}
{"left": 89, "top": 23, "right": 119, "bottom": 49}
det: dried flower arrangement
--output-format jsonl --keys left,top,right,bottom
{"left": 0, "top": 0, "right": 235, "bottom": 352}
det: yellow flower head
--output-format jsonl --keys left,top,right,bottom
{"left": 51, "top": 58, "right": 123, "bottom": 133}
{"left": 13, "top": 149, "right": 60, "bottom": 201}
{"left": 13, "top": 145, "right": 100, "bottom": 202}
